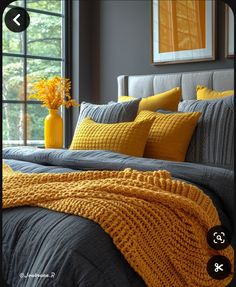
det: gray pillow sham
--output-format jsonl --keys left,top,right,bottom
{"left": 178, "top": 95, "right": 234, "bottom": 170}
{"left": 156, "top": 109, "right": 182, "bottom": 114}
{"left": 75, "top": 99, "right": 141, "bottom": 128}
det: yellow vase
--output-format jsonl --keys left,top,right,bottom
{"left": 44, "top": 109, "right": 63, "bottom": 149}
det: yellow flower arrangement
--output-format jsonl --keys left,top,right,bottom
{"left": 28, "top": 76, "right": 79, "bottom": 110}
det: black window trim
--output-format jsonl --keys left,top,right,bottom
{"left": 63, "top": 0, "right": 72, "bottom": 147}
{"left": 3, "top": 53, "right": 63, "bottom": 61}
{"left": 7, "top": 4, "right": 63, "bottom": 17}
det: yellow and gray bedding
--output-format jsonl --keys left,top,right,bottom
{"left": 3, "top": 164, "right": 234, "bottom": 287}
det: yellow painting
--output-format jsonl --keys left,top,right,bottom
{"left": 152, "top": 0, "right": 215, "bottom": 65}
{"left": 159, "top": 0, "right": 206, "bottom": 53}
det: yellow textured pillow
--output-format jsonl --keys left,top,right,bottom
{"left": 70, "top": 117, "right": 154, "bottom": 157}
{"left": 135, "top": 111, "right": 201, "bottom": 162}
{"left": 118, "top": 87, "right": 181, "bottom": 112}
{"left": 196, "top": 85, "right": 234, "bottom": 100}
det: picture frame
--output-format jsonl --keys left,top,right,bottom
{"left": 151, "top": 0, "right": 216, "bottom": 65}
{"left": 225, "top": 4, "right": 234, "bottom": 58}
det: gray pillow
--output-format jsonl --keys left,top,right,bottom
{"left": 75, "top": 99, "right": 141, "bottom": 128}
{"left": 178, "top": 96, "right": 234, "bottom": 170}
{"left": 156, "top": 109, "right": 182, "bottom": 114}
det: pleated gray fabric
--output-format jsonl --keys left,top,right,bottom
{"left": 178, "top": 96, "right": 234, "bottom": 170}
{"left": 75, "top": 99, "right": 140, "bottom": 128}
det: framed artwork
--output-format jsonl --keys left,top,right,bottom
{"left": 151, "top": 0, "right": 216, "bottom": 65}
{"left": 225, "top": 4, "right": 234, "bottom": 58}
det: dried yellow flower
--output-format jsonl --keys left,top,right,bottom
{"left": 28, "top": 76, "right": 79, "bottom": 110}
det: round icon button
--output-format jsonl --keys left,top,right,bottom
{"left": 207, "top": 225, "right": 231, "bottom": 250}
{"left": 5, "top": 7, "right": 30, "bottom": 33}
{"left": 207, "top": 255, "right": 231, "bottom": 280}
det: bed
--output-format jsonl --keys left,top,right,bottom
{"left": 2, "top": 68, "right": 234, "bottom": 287}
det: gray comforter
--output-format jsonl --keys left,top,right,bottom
{"left": 2, "top": 147, "right": 235, "bottom": 287}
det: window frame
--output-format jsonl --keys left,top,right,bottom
{"left": 2, "top": 0, "right": 72, "bottom": 147}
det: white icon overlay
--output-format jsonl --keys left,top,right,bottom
{"left": 13, "top": 14, "right": 21, "bottom": 26}
{"left": 213, "top": 232, "right": 226, "bottom": 244}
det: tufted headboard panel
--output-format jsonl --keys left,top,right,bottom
{"left": 117, "top": 69, "right": 234, "bottom": 100}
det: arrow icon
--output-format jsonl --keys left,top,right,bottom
{"left": 13, "top": 14, "right": 21, "bottom": 26}
{"left": 5, "top": 7, "right": 30, "bottom": 33}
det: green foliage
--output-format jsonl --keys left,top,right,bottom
{"left": 27, "top": 0, "right": 62, "bottom": 13}
{"left": 3, "top": 0, "right": 63, "bottom": 146}
{"left": 27, "top": 12, "right": 62, "bottom": 57}
{"left": 9, "top": 0, "right": 62, "bottom": 13}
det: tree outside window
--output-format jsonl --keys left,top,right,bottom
{"left": 3, "top": 0, "right": 65, "bottom": 147}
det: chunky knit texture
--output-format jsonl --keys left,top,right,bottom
{"left": 135, "top": 110, "right": 201, "bottom": 162}
{"left": 70, "top": 117, "right": 154, "bottom": 157}
{"left": 3, "top": 164, "right": 234, "bottom": 287}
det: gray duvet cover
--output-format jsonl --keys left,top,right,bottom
{"left": 2, "top": 147, "right": 235, "bottom": 287}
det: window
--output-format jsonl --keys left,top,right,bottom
{"left": 2, "top": 0, "right": 65, "bottom": 147}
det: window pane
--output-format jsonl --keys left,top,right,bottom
{"left": 27, "top": 104, "right": 48, "bottom": 146}
{"left": 27, "top": 59, "right": 61, "bottom": 78}
{"left": 3, "top": 8, "right": 24, "bottom": 54}
{"left": 3, "top": 56, "right": 24, "bottom": 101}
{"left": 27, "top": 12, "right": 62, "bottom": 58}
{"left": 2, "top": 1, "right": 64, "bottom": 148}
{"left": 3, "top": 103, "right": 24, "bottom": 147}
{"left": 27, "top": 0, "right": 62, "bottom": 14}
{"left": 27, "top": 59, "right": 62, "bottom": 96}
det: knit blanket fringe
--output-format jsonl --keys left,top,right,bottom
{"left": 3, "top": 163, "right": 234, "bottom": 287}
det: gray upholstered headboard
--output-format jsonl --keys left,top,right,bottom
{"left": 117, "top": 69, "right": 234, "bottom": 100}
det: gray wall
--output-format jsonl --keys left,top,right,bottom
{"left": 93, "top": 0, "right": 234, "bottom": 104}
{"left": 71, "top": 0, "right": 100, "bottom": 131}
{"left": 72, "top": 0, "right": 234, "bottom": 131}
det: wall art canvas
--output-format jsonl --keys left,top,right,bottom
{"left": 152, "top": 0, "right": 215, "bottom": 65}
{"left": 225, "top": 4, "right": 234, "bottom": 58}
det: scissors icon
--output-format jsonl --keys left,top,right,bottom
{"left": 214, "top": 263, "right": 224, "bottom": 272}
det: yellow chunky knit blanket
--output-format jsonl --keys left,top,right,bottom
{"left": 3, "top": 163, "right": 234, "bottom": 287}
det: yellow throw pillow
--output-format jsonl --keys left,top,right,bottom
{"left": 70, "top": 117, "right": 154, "bottom": 157}
{"left": 135, "top": 111, "right": 201, "bottom": 162}
{"left": 196, "top": 85, "right": 234, "bottom": 100}
{"left": 118, "top": 87, "right": 181, "bottom": 112}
